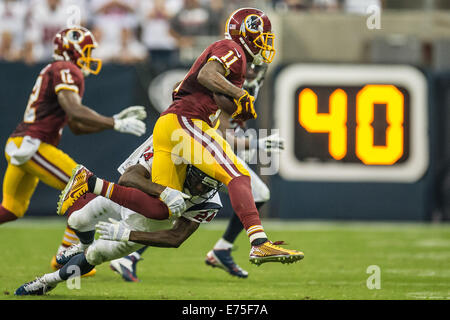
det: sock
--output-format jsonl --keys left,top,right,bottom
{"left": 213, "top": 238, "right": 233, "bottom": 250}
{"left": 91, "top": 181, "right": 169, "bottom": 220}
{"left": 58, "top": 253, "right": 95, "bottom": 281}
{"left": 66, "top": 193, "right": 97, "bottom": 217}
{"left": 88, "top": 176, "right": 115, "bottom": 199}
{"left": 59, "top": 226, "right": 80, "bottom": 252}
{"left": 130, "top": 246, "right": 148, "bottom": 260}
{"left": 41, "top": 270, "right": 63, "bottom": 285}
{"left": 221, "top": 202, "right": 266, "bottom": 244}
{"left": 74, "top": 229, "right": 95, "bottom": 246}
{"left": 222, "top": 212, "right": 244, "bottom": 244}
{"left": 227, "top": 176, "right": 267, "bottom": 245}
{"left": 0, "top": 205, "right": 18, "bottom": 224}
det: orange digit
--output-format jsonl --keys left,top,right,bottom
{"left": 356, "top": 85, "right": 404, "bottom": 165}
{"left": 298, "top": 88, "right": 347, "bottom": 160}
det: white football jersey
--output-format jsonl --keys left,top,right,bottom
{"left": 117, "top": 135, "right": 222, "bottom": 224}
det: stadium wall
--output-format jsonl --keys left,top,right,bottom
{"left": 0, "top": 62, "right": 448, "bottom": 221}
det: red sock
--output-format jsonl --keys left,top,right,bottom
{"left": 93, "top": 181, "right": 169, "bottom": 220}
{"left": 228, "top": 175, "right": 267, "bottom": 244}
{"left": 66, "top": 193, "right": 98, "bottom": 218}
{"left": 0, "top": 205, "right": 18, "bottom": 224}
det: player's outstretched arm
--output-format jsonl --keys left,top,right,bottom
{"left": 57, "top": 90, "right": 146, "bottom": 136}
{"left": 96, "top": 216, "right": 199, "bottom": 248}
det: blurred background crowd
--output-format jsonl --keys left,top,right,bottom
{"left": 1, "top": 0, "right": 449, "bottom": 68}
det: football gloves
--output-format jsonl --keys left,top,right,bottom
{"left": 113, "top": 105, "right": 147, "bottom": 136}
{"left": 114, "top": 118, "right": 146, "bottom": 136}
{"left": 232, "top": 90, "right": 257, "bottom": 121}
{"left": 113, "top": 105, "right": 147, "bottom": 121}
{"left": 96, "top": 218, "right": 131, "bottom": 242}
{"left": 159, "top": 187, "right": 190, "bottom": 218}
{"left": 250, "top": 132, "right": 285, "bottom": 153}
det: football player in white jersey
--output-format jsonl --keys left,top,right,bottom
{"left": 14, "top": 134, "right": 223, "bottom": 295}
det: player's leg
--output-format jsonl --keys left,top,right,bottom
{"left": 109, "top": 246, "right": 148, "bottom": 283}
{"left": 167, "top": 115, "right": 266, "bottom": 241}
{"left": 153, "top": 114, "right": 303, "bottom": 264}
{"left": 54, "top": 196, "right": 124, "bottom": 265}
{"left": 57, "top": 164, "right": 170, "bottom": 219}
{"left": 206, "top": 202, "right": 264, "bottom": 278}
{"left": 15, "top": 238, "right": 144, "bottom": 296}
{"left": 17, "top": 140, "right": 92, "bottom": 269}
{"left": 0, "top": 162, "right": 39, "bottom": 223}
{"left": 211, "top": 163, "right": 271, "bottom": 250}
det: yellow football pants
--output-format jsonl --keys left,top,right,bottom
{"left": 151, "top": 113, "right": 249, "bottom": 191}
{"left": 2, "top": 137, "right": 77, "bottom": 218}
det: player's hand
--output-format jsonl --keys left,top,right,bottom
{"left": 113, "top": 106, "right": 147, "bottom": 121}
{"left": 96, "top": 218, "right": 131, "bottom": 242}
{"left": 232, "top": 90, "right": 257, "bottom": 121}
{"left": 256, "top": 133, "right": 285, "bottom": 153}
{"left": 159, "top": 187, "right": 190, "bottom": 218}
{"left": 114, "top": 118, "right": 146, "bottom": 136}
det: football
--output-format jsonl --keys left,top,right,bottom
{"left": 213, "top": 93, "right": 236, "bottom": 116}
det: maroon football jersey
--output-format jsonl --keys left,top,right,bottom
{"left": 11, "top": 61, "right": 85, "bottom": 146}
{"left": 163, "top": 39, "right": 247, "bottom": 126}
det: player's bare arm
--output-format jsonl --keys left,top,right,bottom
{"left": 117, "top": 164, "right": 166, "bottom": 197}
{"left": 197, "top": 60, "right": 246, "bottom": 100}
{"left": 57, "top": 90, "right": 114, "bottom": 132}
{"left": 128, "top": 216, "right": 199, "bottom": 248}
{"left": 58, "top": 90, "right": 147, "bottom": 136}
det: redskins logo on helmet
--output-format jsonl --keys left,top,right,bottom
{"left": 53, "top": 26, "right": 102, "bottom": 76}
{"left": 225, "top": 8, "right": 276, "bottom": 65}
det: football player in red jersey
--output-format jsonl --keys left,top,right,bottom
{"left": 59, "top": 8, "right": 303, "bottom": 265}
{"left": 0, "top": 26, "right": 147, "bottom": 272}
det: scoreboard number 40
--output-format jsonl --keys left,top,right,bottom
{"left": 275, "top": 64, "right": 429, "bottom": 182}
{"left": 299, "top": 84, "right": 404, "bottom": 165}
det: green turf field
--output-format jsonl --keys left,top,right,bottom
{"left": 0, "top": 218, "right": 449, "bottom": 300}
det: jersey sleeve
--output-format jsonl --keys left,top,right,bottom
{"left": 52, "top": 63, "right": 84, "bottom": 95}
{"left": 208, "top": 41, "right": 245, "bottom": 78}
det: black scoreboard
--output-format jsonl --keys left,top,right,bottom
{"left": 271, "top": 64, "right": 432, "bottom": 220}
{"left": 275, "top": 64, "right": 428, "bottom": 183}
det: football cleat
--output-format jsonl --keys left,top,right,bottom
{"left": 205, "top": 249, "right": 248, "bottom": 278}
{"left": 14, "top": 277, "right": 56, "bottom": 296}
{"left": 50, "top": 255, "right": 62, "bottom": 270}
{"left": 110, "top": 256, "right": 141, "bottom": 282}
{"left": 57, "top": 165, "right": 92, "bottom": 215}
{"left": 249, "top": 241, "right": 304, "bottom": 266}
{"left": 55, "top": 243, "right": 84, "bottom": 266}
